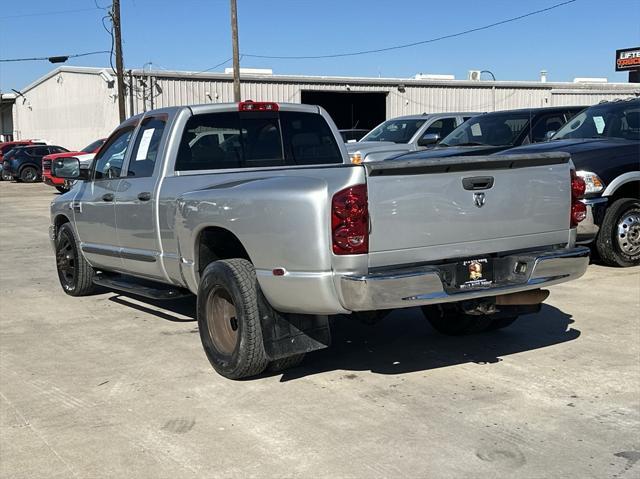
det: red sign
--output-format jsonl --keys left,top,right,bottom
{"left": 616, "top": 47, "right": 640, "bottom": 71}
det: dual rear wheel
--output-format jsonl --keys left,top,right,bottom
{"left": 197, "top": 259, "right": 304, "bottom": 380}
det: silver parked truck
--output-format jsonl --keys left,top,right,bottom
{"left": 51, "top": 101, "right": 590, "bottom": 380}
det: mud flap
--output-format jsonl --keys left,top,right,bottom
{"left": 258, "top": 295, "right": 331, "bottom": 360}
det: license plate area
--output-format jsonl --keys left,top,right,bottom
{"left": 455, "top": 258, "right": 494, "bottom": 290}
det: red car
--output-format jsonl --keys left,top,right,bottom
{"left": 0, "top": 140, "right": 46, "bottom": 180}
{"left": 42, "top": 139, "right": 106, "bottom": 192}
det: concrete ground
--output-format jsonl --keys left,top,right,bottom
{"left": 0, "top": 181, "right": 639, "bottom": 479}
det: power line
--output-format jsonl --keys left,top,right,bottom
{"left": 193, "top": 57, "right": 236, "bottom": 75}
{"left": 0, "top": 51, "right": 111, "bottom": 63}
{"left": 101, "top": 13, "right": 117, "bottom": 74}
{"left": 243, "top": 0, "right": 577, "bottom": 60}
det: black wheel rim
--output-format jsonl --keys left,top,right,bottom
{"left": 56, "top": 234, "right": 76, "bottom": 289}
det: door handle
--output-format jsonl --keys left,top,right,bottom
{"left": 462, "top": 176, "right": 494, "bottom": 191}
{"left": 137, "top": 192, "right": 152, "bottom": 201}
{"left": 102, "top": 193, "right": 114, "bottom": 202}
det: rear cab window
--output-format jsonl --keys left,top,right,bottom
{"left": 175, "top": 110, "right": 343, "bottom": 171}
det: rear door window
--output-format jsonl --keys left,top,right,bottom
{"left": 531, "top": 114, "right": 567, "bottom": 142}
{"left": 423, "top": 118, "right": 458, "bottom": 139}
{"left": 126, "top": 117, "right": 166, "bottom": 177}
{"left": 176, "top": 110, "right": 342, "bottom": 171}
{"left": 33, "top": 147, "right": 50, "bottom": 156}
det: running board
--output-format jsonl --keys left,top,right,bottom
{"left": 93, "top": 274, "right": 191, "bottom": 300}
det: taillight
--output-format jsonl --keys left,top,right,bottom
{"left": 570, "top": 169, "right": 587, "bottom": 227}
{"left": 238, "top": 101, "right": 279, "bottom": 112}
{"left": 331, "top": 184, "right": 368, "bottom": 255}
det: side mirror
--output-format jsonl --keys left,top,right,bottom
{"left": 52, "top": 157, "right": 87, "bottom": 180}
{"left": 418, "top": 133, "right": 440, "bottom": 147}
{"left": 544, "top": 130, "right": 556, "bottom": 141}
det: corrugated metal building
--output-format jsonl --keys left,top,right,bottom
{"left": 12, "top": 66, "right": 639, "bottom": 150}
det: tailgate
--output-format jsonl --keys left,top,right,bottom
{"left": 365, "top": 153, "right": 572, "bottom": 268}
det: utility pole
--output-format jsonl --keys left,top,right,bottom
{"left": 112, "top": 0, "right": 126, "bottom": 122}
{"left": 230, "top": 0, "right": 241, "bottom": 102}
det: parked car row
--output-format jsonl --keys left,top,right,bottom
{"left": 0, "top": 138, "right": 105, "bottom": 189}
{"left": 346, "top": 100, "right": 639, "bottom": 267}
{"left": 1, "top": 144, "right": 68, "bottom": 182}
{"left": 4, "top": 100, "right": 638, "bottom": 270}
{"left": 0, "top": 139, "right": 48, "bottom": 180}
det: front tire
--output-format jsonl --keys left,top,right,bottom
{"left": 197, "top": 259, "right": 269, "bottom": 380}
{"left": 596, "top": 198, "right": 640, "bottom": 267}
{"left": 56, "top": 223, "right": 96, "bottom": 296}
{"left": 19, "top": 166, "right": 39, "bottom": 183}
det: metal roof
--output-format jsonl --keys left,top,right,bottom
{"left": 20, "top": 66, "right": 640, "bottom": 94}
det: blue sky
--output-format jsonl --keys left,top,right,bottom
{"left": 1, "top": 0, "right": 639, "bottom": 92}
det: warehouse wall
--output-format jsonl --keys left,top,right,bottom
{"left": 132, "top": 74, "right": 637, "bottom": 119}
{"left": 14, "top": 67, "right": 639, "bottom": 149}
{"left": 13, "top": 70, "right": 120, "bottom": 150}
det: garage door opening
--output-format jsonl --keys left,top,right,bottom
{"left": 301, "top": 91, "right": 387, "bottom": 131}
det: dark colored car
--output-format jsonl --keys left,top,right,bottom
{"left": 3, "top": 145, "right": 68, "bottom": 183}
{"left": 391, "top": 106, "right": 585, "bottom": 161}
{"left": 0, "top": 140, "right": 46, "bottom": 180}
{"left": 496, "top": 98, "right": 640, "bottom": 267}
{"left": 339, "top": 129, "right": 370, "bottom": 143}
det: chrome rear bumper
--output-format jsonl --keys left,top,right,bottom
{"left": 339, "top": 247, "right": 590, "bottom": 311}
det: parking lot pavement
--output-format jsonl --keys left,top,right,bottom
{"left": 0, "top": 181, "right": 639, "bottom": 479}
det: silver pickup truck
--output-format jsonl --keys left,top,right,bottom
{"left": 50, "top": 101, "right": 589, "bottom": 379}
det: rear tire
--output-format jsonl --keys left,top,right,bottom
{"left": 55, "top": 185, "right": 70, "bottom": 194}
{"left": 56, "top": 223, "right": 96, "bottom": 296}
{"left": 596, "top": 198, "right": 640, "bottom": 267}
{"left": 197, "top": 259, "right": 269, "bottom": 380}
{"left": 19, "top": 166, "right": 39, "bottom": 183}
